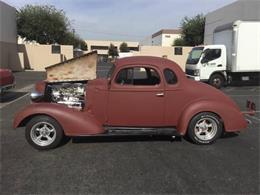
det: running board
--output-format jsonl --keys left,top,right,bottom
{"left": 102, "top": 126, "right": 179, "bottom": 136}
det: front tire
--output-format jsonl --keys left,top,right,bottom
{"left": 25, "top": 115, "right": 64, "bottom": 150}
{"left": 187, "top": 112, "right": 223, "bottom": 145}
{"left": 209, "top": 74, "right": 225, "bottom": 89}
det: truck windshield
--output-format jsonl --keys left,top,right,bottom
{"left": 186, "top": 47, "right": 204, "bottom": 65}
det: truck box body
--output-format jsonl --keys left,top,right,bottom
{"left": 213, "top": 21, "right": 260, "bottom": 72}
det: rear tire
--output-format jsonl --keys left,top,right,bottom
{"left": 187, "top": 112, "right": 223, "bottom": 145}
{"left": 209, "top": 74, "right": 225, "bottom": 89}
{"left": 25, "top": 115, "right": 64, "bottom": 150}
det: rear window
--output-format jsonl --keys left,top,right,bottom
{"left": 164, "top": 69, "right": 178, "bottom": 84}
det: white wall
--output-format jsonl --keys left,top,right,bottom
{"left": 162, "top": 33, "right": 181, "bottom": 47}
{"left": 0, "top": 1, "right": 19, "bottom": 70}
{"left": 152, "top": 33, "right": 181, "bottom": 47}
{"left": 204, "top": 0, "right": 260, "bottom": 44}
{"left": 0, "top": 1, "right": 17, "bottom": 43}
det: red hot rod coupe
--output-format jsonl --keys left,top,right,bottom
{"left": 13, "top": 56, "right": 254, "bottom": 150}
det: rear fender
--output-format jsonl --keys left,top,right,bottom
{"left": 13, "top": 103, "right": 104, "bottom": 136}
{"left": 177, "top": 100, "right": 247, "bottom": 135}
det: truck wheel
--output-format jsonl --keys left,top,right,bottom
{"left": 25, "top": 115, "right": 64, "bottom": 150}
{"left": 209, "top": 74, "right": 225, "bottom": 89}
{"left": 187, "top": 112, "right": 223, "bottom": 145}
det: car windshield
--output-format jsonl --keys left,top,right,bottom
{"left": 107, "top": 63, "right": 116, "bottom": 79}
{"left": 186, "top": 47, "right": 204, "bottom": 65}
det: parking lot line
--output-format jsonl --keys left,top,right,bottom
{"left": 229, "top": 94, "right": 260, "bottom": 97}
{"left": 242, "top": 110, "right": 260, "bottom": 113}
{"left": 0, "top": 84, "right": 34, "bottom": 109}
{"left": 16, "top": 84, "right": 34, "bottom": 92}
{"left": 0, "top": 93, "right": 29, "bottom": 109}
{"left": 246, "top": 115, "right": 260, "bottom": 122}
{"left": 224, "top": 87, "right": 235, "bottom": 92}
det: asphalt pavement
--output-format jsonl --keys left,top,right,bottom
{"left": 0, "top": 70, "right": 259, "bottom": 195}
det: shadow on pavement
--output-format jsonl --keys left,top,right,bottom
{"left": 71, "top": 135, "right": 182, "bottom": 144}
{"left": 0, "top": 91, "right": 28, "bottom": 103}
{"left": 227, "top": 80, "right": 260, "bottom": 87}
{"left": 221, "top": 132, "right": 239, "bottom": 139}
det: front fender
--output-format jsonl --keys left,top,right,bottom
{"left": 13, "top": 103, "right": 104, "bottom": 136}
{"left": 177, "top": 100, "right": 247, "bottom": 135}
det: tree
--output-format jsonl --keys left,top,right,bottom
{"left": 119, "top": 42, "right": 130, "bottom": 52}
{"left": 108, "top": 44, "right": 118, "bottom": 58}
{"left": 62, "top": 31, "right": 88, "bottom": 50}
{"left": 173, "top": 38, "right": 186, "bottom": 46}
{"left": 17, "top": 5, "right": 87, "bottom": 50}
{"left": 180, "top": 14, "right": 205, "bottom": 46}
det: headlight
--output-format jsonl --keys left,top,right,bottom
{"left": 194, "top": 69, "right": 200, "bottom": 76}
{"left": 30, "top": 88, "right": 44, "bottom": 102}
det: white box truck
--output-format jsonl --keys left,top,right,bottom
{"left": 185, "top": 20, "right": 260, "bottom": 88}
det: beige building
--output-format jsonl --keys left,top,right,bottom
{"left": 0, "top": 1, "right": 74, "bottom": 71}
{"left": 85, "top": 40, "right": 139, "bottom": 56}
{"left": 151, "top": 29, "right": 182, "bottom": 47}
{"left": 0, "top": 1, "right": 21, "bottom": 70}
{"left": 140, "top": 29, "right": 182, "bottom": 47}
{"left": 204, "top": 0, "right": 260, "bottom": 44}
{"left": 18, "top": 44, "right": 74, "bottom": 71}
{"left": 132, "top": 46, "right": 192, "bottom": 70}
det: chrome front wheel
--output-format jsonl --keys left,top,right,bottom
{"left": 30, "top": 122, "right": 57, "bottom": 146}
{"left": 26, "top": 116, "right": 64, "bottom": 150}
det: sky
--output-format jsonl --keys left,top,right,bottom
{"left": 3, "top": 0, "right": 237, "bottom": 41}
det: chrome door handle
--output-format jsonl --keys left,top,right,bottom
{"left": 156, "top": 92, "right": 164, "bottom": 97}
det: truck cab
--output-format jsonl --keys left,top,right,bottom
{"left": 185, "top": 45, "right": 227, "bottom": 88}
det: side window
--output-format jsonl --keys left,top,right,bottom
{"left": 164, "top": 69, "right": 178, "bottom": 85}
{"left": 115, "top": 67, "right": 160, "bottom": 86}
{"left": 203, "top": 49, "right": 221, "bottom": 62}
{"left": 116, "top": 68, "right": 133, "bottom": 85}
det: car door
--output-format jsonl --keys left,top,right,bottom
{"left": 107, "top": 65, "right": 165, "bottom": 127}
{"left": 200, "top": 48, "right": 224, "bottom": 80}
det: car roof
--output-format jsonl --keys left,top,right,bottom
{"left": 115, "top": 56, "right": 185, "bottom": 78}
{"left": 116, "top": 56, "right": 173, "bottom": 67}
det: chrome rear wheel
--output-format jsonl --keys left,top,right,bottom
{"left": 194, "top": 118, "right": 218, "bottom": 141}
{"left": 187, "top": 112, "right": 223, "bottom": 144}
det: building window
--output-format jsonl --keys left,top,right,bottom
{"left": 165, "top": 35, "right": 171, "bottom": 38}
{"left": 129, "top": 47, "right": 139, "bottom": 51}
{"left": 174, "top": 47, "right": 183, "bottom": 55}
{"left": 52, "top": 45, "right": 61, "bottom": 54}
{"left": 91, "top": 46, "right": 109, "bottom": 50}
